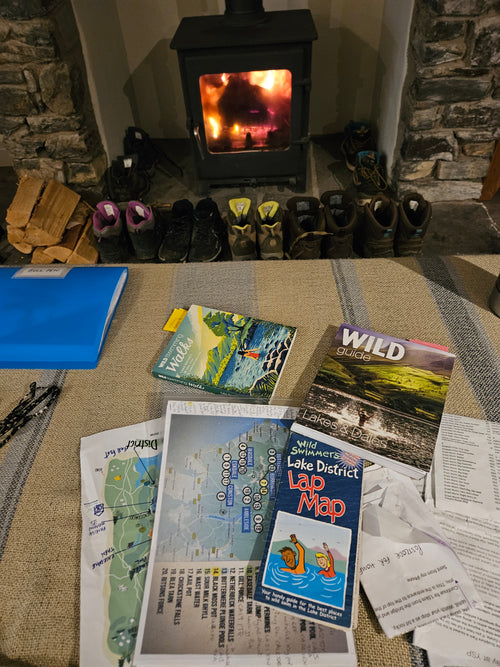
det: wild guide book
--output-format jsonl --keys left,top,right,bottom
{"left": 253, "top": 430, "right": 364, "bottom": 631}
{"left": 152, "top": 304, "right": 297, "bottom": 402}
{"left": 292, "top": 323, "right": 456, "bottom": 479}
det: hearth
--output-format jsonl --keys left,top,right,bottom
{"left": 171, "top": 1, "right": 317, "bottom": 193}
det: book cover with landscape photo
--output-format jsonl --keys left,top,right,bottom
{"left": 153, "top": 305, "right": 297, "bottom": 402}
{"left": 293, "top": 323, "right": 455, "bottom": 477}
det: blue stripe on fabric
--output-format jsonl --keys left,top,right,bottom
{"left": 0, "top": 369, "right": 66, "bottom": 561}
{"left": 149, "top": 262, "right": 257, "bottom": 419}
{"left": 417, "top": 257, "right": 500, "bottom": 421}
{"left": 330, "top": 259, "right": 370, "bottom": 328}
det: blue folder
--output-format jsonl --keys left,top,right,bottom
{"left": 0, "top": 265, "right": 128, "bottom": 369}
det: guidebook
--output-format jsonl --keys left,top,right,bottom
{"left": 292, "top": 323, "right": 455, "bottom": 479}
{"left": 152, "top": 304, "right": 297, "bottom": 402}
{"left": 253, "top": 430, "right": 364, "bottom": 631}
{"left": 134, "top": 401, "right": 357, "bottom": 666}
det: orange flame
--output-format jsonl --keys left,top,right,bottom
{"left": 199, "top": 69, "right": 292, "bottom": 153}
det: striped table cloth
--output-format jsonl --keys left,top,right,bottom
{"left": 0, "top": 256, "right": 499, "bottom": 667}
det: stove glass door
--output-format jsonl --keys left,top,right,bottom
{"left": 199, "top": 69, "right": 292, "bottom": 154}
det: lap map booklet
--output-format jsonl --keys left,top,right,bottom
{"left": 253, "top": 431, "right": 364, "bottom": 632}
{"left": 134, "top": 401, "right": 357, "bottom": 666}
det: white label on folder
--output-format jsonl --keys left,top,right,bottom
{"left": 14, "top": 266, "right": 72, "bottom": 279}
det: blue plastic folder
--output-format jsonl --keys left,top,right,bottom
{"left": 0, "top": 265, "right": 128, "bottom": 369}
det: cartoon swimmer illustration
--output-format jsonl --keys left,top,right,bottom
{"left": 316, "top": 542, "right": 336, "bottom": 578}
{"left": 279, "top": 534, "right": 306, "bottom": 574}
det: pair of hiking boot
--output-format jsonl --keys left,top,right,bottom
{"left": 93, "top": 200, "right": 162, "bottom": 263}
{"left": 285, "top": 193, "right": 357, "bottom": 259}
{"left": 357, "top": 191, "right": 432, "bottom": 257}
{"left": 104, "top": 127, "right": 183, "bottom": 203}
{"left": 226, "top": 198, "right": 285, "bottom": 261}
{"left": 158, "top": 198, "right": 225, "bottom": 263}
{"left": 104, "top": 128, "right": 157, "bottom": 202}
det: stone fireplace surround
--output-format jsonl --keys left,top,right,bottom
{"left": 0, "top": 0, "right": 498, "bottom": 201}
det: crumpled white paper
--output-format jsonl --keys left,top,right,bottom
{"left": 359, "top": 466, "right": 481, "bottom": 639}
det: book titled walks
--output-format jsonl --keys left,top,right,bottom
{"left": 254, "top": 430, "right": 364, "bottom": 631}
{"left": 292, "top": 323, "right": 455, "bottom": 479}
{"left": 152, "top": 304, "right": 297, "bottom": 402}
{"left": 0, "top": 265, "right": 128, "bottom": 369}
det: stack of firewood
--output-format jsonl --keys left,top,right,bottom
{"left": 5, "top": 176, "right": 98, "bottom": 264}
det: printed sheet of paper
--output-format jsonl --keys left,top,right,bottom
{"left": 80, "top": 418, "right": 164, "bottom": 667}
{"left": 433, "top": 414, "right": 500, "bottom": 521}
{"left": 135, "top": 401, "right": 357, "bottom": 666}
{"left": 359, "top": 466, "right": 480, "bottom": 639}
{"left": 413, "top": 512, "right": 500, "bottom": 665}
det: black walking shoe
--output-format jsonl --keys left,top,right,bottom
{"left": 158, "top": 199, "right": 194, "bottom": 263}
{"left": 104, "top": 154, "right": 149, "bottom": 202}
{"left": 92, "top": 201, "right": 130, "bottom": 263}
{"left": 123, "top": 127, "right": 160, "bottom": 177}
{"left": 125, "top": 201, "right": 161, "bottom": 260}
{"left": 124, "top": 126, "right": 184, "bottom": 179}
{"left": 188, "top": 198, "right": 225, "bottom": 263}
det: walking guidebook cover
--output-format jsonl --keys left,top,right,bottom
{"left": 153, "top": 304, "right": 297, "bottom": 401}
{"left": 254, "top": 431, "right": 364, "bottom": 630}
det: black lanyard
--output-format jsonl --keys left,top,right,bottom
{"left": 0, "top": 382, "right": 60, "bottom": 449}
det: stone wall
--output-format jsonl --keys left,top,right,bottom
{"left": 0, "top": 0, "right": 106, "bottom": 195}
{"left": 395, "top": 0, "right": 500, "bottom": 201}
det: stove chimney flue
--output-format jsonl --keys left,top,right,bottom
{"left": 224, "top": 0, "right": 266, "bottom": 25}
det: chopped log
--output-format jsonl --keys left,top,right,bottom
{"left": 43, "top": 201, "right": 91, "bottom": 262}
{"left": 5, "top": 175, "right": 44, "bottom": 228}
{"left": 11, "top": 240, "right": 33, "bottom": 254}
{"left": 24, "top": 180, "right": 80, "bottom": 246}
{"left": 7, "top": 224, "right": 27, "bottom": 244}
{"left": 31, "top": 247, "right": 55, "bottom": 264}
{"left": 67, "top": 218, "right": 99, "bottom": 264}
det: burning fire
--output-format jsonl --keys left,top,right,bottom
{"left": 199, "top": 69, "right": 292, "bottom": 153}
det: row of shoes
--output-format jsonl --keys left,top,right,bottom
{"left": 92, "top": 190, "right": 431, "bottom": 263}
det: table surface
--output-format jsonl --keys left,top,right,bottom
{"left": 1, "top": 256, "right": 499, "bottom": 667}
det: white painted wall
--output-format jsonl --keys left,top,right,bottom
{"left": 71, "top": 0, "right": 136, "bottom": 159}
{"left": 373, "top": 0, "right": 414, "bottom": 174}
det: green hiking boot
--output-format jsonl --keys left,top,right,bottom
{"left": 284, "top": 196, "right": 328, "bottom": 260}
{"left": 226, "top": 197, "right": 257, "bottom": 261}
{"left": 256, "top": 201, "right": 284, "bottom": 259}
{"left": 360, "top": 192, "right": 397, "bottom": 257}
{"left": 320, "top": 190, "right": 358, "bottom": 258}
{"left": 395, "top": 192, "right": 432, "bottom": 256}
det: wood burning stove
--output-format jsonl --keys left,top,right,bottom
{"left": 171, "top": 1, "right": 317, "bottom": 193}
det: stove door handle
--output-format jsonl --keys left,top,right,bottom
{"left": 193, "top": 124, "right": 206, "bottom": 160}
